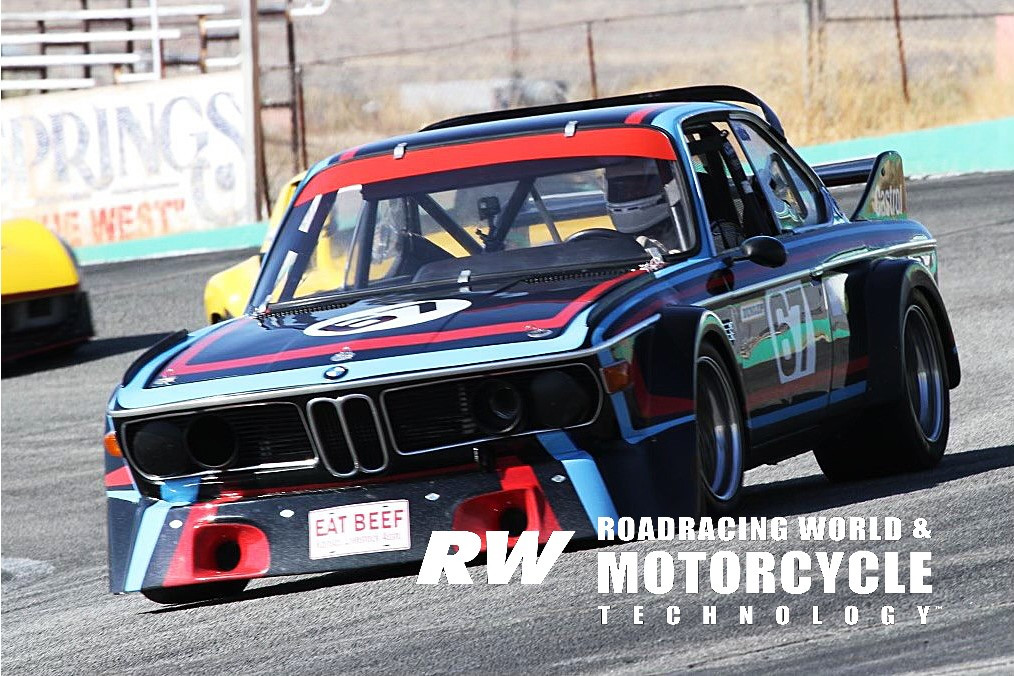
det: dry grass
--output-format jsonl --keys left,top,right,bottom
{"left": 260, "top": 25, "right": 1014, "bottom": 192}
{"left": 626, "top": 38, "right": 1014, "bottom": 146}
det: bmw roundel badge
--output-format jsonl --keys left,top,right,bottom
{"left": 323, "top": 365, "right": 348, "bottom": 380}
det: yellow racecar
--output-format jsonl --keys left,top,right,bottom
{"left": 204, "top": 172, "right": 306, "bottom": 323}
{"left": 1, "top": 218, "right": 94, "bottom": 361}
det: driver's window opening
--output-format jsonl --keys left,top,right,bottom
{"left": 684, "top": 123, "right": 751, "bottom": 254}
{"left": 265, "top": 154, "right": 697, "bottom": 306}
{"left": 728, "top": 120, "right": 826, "bottom": 230}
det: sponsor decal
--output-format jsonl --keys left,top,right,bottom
{"left": 764, "top": 283, "right": 816, "bottom": 384}
{"left": 303, "top": 299, "right": 471, "bottom": 337}
{"left": 739, "top": 300, "right": 765, "bottom": 323}
{"left": 722, "top": 319, "right": 737, "bottom": 345}
{"left": 873, "top": 186, "right": 904, "bottom": 218}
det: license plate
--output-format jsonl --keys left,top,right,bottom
{"left": 307, "top": 499, "right": 411, "bottom": 560}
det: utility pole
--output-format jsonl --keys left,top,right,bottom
{"left": 891, "top": 0, "right": 911, "bottom": 103}
{"left": 239, "top": 0, "right": 266, "bottom": 220}
{"left": 586, "top": 21, "right": 598, "bottom": 99}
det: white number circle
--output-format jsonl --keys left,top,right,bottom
{"left": 303, "top": 299, "right": 472, "bottom": 337}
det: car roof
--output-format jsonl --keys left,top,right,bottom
{"left": 311, "top": 100, "right": 749, "bottom": 176}
{"left": 304, "top": 84, "right": 789, "bottom": 185}
{"left": 348, "top": 100, "right": 738, "bottom": 155}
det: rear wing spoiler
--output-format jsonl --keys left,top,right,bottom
{"left": 813, "top": 150, "right": 907, "bottom": 221}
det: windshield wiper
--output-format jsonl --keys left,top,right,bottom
{"left": 263, "top": 255, "right": 649, "bottom": 315}
{"left": 264, "top": 277, "right": 464, "bottom": 314}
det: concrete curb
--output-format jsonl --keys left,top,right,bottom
{"left": 76, "top": 117, "right": 1013, "bottom": 266}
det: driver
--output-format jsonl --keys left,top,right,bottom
{"left": 604, "top": 159, "right": 679, "bottom": 253}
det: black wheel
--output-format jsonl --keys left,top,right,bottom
{"left": 141, "top": 579, "right": 248, "bottom": 605}
{"left": 695, "top": 343, "right": 746, "bottom": 514}
{"left": 814, "top": 292, "right": 950, "bottom": 481}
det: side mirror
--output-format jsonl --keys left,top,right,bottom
{"left": 727, "top": 235, "right": 787, "bottom": 268}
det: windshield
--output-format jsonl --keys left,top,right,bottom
{"left": 253, "top": 133, "right": 695, "bottom": 309}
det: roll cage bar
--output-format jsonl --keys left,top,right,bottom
{"left": 422, "top": 85, "right": 785, "bottom": 139}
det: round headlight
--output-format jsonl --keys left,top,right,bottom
{"left": 130, "top": 421, "right": 188, "bottom": 477}
{"left": 529, "top": 370, "right": 591, "bottom": 429}
{"left": 472, "top": 379, "right": 523, "bottom": 434}
{"left": 185, "top": 415, "right": 238, "bottom": 469}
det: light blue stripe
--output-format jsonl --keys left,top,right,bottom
{"left": 748, "top": 396, "right": 825, "bottom": 429}
{"left": 160, "top": 477, "right": 200, "bottom": 504}
{"left": 538, "top": 431, "right": 618, "bottom": 525}
{"left": 123, "top": 501, "right": 171, "bottom": 592}
{"left": 591, "top": 257, "right": 715, "bottom": 342}
{"left": 611, "top": 392, "right": 694, "bottom": 444}
{"left": 107, "top": 489, "right": 141, "bottom": 503}
{"left": 830, "top": 380, "right": 867, "bottom": 404}
{"left": 116, "top": 306, "right": 597, "bottom": 411}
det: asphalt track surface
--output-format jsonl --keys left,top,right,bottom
{"left": 2, "top": 172, "right": 1013, "bottom": 674}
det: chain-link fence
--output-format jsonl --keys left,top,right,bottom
{"left": 253, "top": 0, "right": 1014, "bottom": 195}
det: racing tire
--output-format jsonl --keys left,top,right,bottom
{"left": 695, "top": 343, "right": 746, "bottom": 515}
{"left": 814, "top": 291, "right": 950, "bottom": 481}
{"left": 141, "top": 579, "right": 249, "bottom": 605}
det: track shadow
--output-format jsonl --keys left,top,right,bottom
{"left": 2, "top": 332, "right": 170, "bottom": 378}
{"left": 143, "top": 561, "right": 422, "bottom": 614}
{"left": 143, "top": 444, "right": 1013, "bottom": 613}
{"left": 739, "top": 444, "right": 1014, "bottom": 517}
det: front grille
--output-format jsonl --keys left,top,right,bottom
{"left": 382, "top": 364, "right": 601, "bottom": 454}
{"left": 225, "top": 404, "right": 315, "bottom": 466}
{"left": 307, "top": 399, "right": 355, "bottom": 476}
{"left": 307, "top": 395, "right": 389, "bottom": 477}
{"left": 384, "top": 380, "right": 479, "bottom": 452}
{"left": 121, "top": 402, "right": 316, "bottom": 479}
{"left": 343, "top": 397, "right": 386, "bottom": 471}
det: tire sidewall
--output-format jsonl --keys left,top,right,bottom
{"left": 894, "top": 290, "right": 950, "bottom": 467}
{"left": 696, "top": 341, "right": 746, "bottom": 514}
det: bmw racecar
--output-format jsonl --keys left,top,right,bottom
{"left": 2, "top": 218, "right": 94, "bottom": 361}
{"left": 105, "top": 85, "right": 959, "bottom": 604}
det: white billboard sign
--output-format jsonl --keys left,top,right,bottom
{"left": 0, "top": 71, "right": 254, "bottom": 247}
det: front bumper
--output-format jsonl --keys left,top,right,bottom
{"left": 1, "top": 289, "right": 93, "bottom": 361}
{"left": 107, "top": 450, "right": 597, "bottom": 594}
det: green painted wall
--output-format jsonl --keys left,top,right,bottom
{"left": 798, "top": 117, "right": 1014, "bottom": 175}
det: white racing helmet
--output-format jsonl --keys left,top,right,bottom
{"left": 604, "top": 160, "right": 670, "bottom": 234}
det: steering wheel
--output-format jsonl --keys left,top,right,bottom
{"left": 564, "top": 228, "right": 629, "bottom": 243}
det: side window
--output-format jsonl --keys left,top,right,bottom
{"left": 729, "top": 120, "right": 825, "bottom": 231}
{"left": 683, "top": 122, "right": 752, "bottom": 253}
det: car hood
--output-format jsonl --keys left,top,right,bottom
{"left": 134, "top": 270, "right": 643, "bottom": 397}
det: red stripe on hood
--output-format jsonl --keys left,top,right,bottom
{"left": 162, "top": 270, "right": 644, "bottom": 377}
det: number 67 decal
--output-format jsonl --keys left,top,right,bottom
{"left": 764, "top": 283, "right": 816, "bottom": 384}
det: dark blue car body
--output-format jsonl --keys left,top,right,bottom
{"left": 105, "top": 86, "right": 959, "bottom": 601}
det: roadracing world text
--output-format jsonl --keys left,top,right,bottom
{"left": 416, "top": 516, "right": 937, "bottom": 627}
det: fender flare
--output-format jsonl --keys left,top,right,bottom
{"left": 655, "top": 304, "right": 748, "bottom": 430}
{"left": 864, "top": 258, "right": 960, "bottom": 405}
{"left": 591, "top": 305, "right": 743, "bottom": 519}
